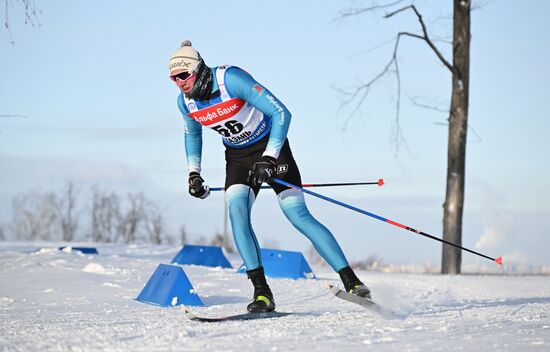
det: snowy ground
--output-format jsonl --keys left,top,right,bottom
{"left": 0, "top": 242, "right": 549, "bottom": 351}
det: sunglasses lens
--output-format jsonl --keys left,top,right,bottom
{"left": 174, "top": 71, "right": 191, "bottom": 81}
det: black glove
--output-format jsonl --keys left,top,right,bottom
{"left": 188, "top": 172, "right": 210, "bottom": 199}
{"left": 248, "top": 156, "right": 277, "bottom": 187}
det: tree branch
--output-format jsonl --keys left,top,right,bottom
{"left": 3, "top": 0, "right": 42, "bottom": 45}
{"left": 385, "top": 5, "right": 454, "bottom": 73}
{"left": 339, "top": 31, "right": 409, "bottom": 154}
{"left": 337, "top": 3, "right": 454, "bottom": 156}
{"left": 409, "top": 95, "right": 449, "bottom": 113}
{"left": 339, "top": 0, "right": 406, "bottom": 18}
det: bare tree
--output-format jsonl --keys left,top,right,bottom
{"left": 210, "top": 233, "right": 225, "bottom": 247}
{"left": 3, "top": 0, "right": 41, "bottom": 45}
{"left": 91, "top": 188, "right": 121, "bottom": 243}
{"left": 7, "top": 184, "right": 180, "bottom": 244}
{"left": 441, "top": 0, "right": 471, "bottom": 274}
{"left": 11, "top": 191, "right": 57, "bottom": 240}
{"left": 118, "top": 193, "right": 146, "bottom": 243}
{"left": 338, "top": 1, "right": 471, "bottom": 274}
{"left": 91, "top": 189, "right": 171, "bottom": 244}
{"left": 52, "top": 181, "right": 79, "bottom": 242}
{"left": 144, "top": 205, "right": 164, "bottom": 244}
{"left": 0, "top": 224, "right": 5, "bottom": 240}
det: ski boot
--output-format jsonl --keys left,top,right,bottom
{"left": 246, "top": 266, "right": 275, "bottom": 313}
{"left": 338, "top": 266, "right": 372, "bottom": 299}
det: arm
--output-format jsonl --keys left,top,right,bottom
{"left": 178, "top": 94, "right": 203, "bottom": 174}
{"left": 225, "top": 67, "right": 291, "bottom": 160}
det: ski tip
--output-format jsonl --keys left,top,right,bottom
{"left": 328, "top": 284, "right": 341, "bottom": 294}
{"left": 181, "top": 305, "right": 196, "bottom": 318}
{"left": 378, "top": 178, "right": 385, "bottom": 186}
{"left": 495, "top": 256, "right": 503, "bottom": 265}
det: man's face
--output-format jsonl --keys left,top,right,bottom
{"left": 170, "top": 70, "right": 196, "bottom": 94}
{"left": 178, "top": 74, "right": 196, "bottom": 94}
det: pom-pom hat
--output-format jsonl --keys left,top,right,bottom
{"left": 169, "top": 40, "right": 201, "bottom": 76}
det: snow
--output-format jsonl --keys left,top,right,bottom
{"left": 0, "top": 242, "right": 549, "bottom": 351}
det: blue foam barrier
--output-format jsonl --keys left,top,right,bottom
{"left": 136, "top": 264, "right": 203, "bottom": 307}
{"left": 58, "top": 246, "right": 99, "bottom": 254}
{"left": 237, "top": 248, "right": 316, "bottom": 279}
{"left": 171, "top": 244, "right": 232, "bottom": 268}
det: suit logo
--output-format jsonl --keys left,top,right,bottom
{"left": 254, "top": 84, "right": 264, "bottom": 94}
{"left": 277, "top": 164, "right": 288, "bottom": 174}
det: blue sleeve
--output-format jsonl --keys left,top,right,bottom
{"left": 177, "top": 94, "right": 203, "bottom": 174}
{"left": 224, "top": 67, "right": 291, "bottom": 159}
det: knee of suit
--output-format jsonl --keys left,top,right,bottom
{"left": 226, "top": 184, "right": 255, "bottom": 216}
{"left": 282, "top": 204, "right": 315, "bottom": 229}
{"left": 277, "top": 189, "right": 349, "bottom": 271}
{"left": 278, "top": 189, "right": 314, "bottom": 224}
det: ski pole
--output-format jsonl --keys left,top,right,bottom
{"left": 209, "top": 179, "right": 385, "bottom": 192}
{"left": 271, "top": 177, "right": 503, "bottom": 266}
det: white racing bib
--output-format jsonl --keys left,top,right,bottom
{"left": 183, "top": 66, "right": 270, "bottom": 147}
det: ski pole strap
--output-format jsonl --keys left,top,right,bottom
{"left": 271, "top": 177, "right": 503, "bottom": 266}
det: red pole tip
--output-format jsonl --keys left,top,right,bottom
{"left": 495, "top": 257, "right": 503, "bottom": 265}
{"left": 378, "top": 178, "right": 385, "bottom": 186}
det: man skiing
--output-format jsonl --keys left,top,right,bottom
{"left": 169, "top": 40, "right": 371, "bottom": 313}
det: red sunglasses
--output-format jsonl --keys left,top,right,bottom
{"left": 170, "top": 71, "right": 193, "bottom": 82}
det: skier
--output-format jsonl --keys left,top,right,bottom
{"left": 169, "top": 40, "right": 371, "bottom": 312}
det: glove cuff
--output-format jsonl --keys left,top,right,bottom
{"left": 261, "top": 156, "right": 277, "bottom": 165}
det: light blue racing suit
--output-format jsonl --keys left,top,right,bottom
{"left": 177, "top": 66, "right": 349, "bottom": 272}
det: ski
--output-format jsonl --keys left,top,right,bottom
{"left": 329, "top": 284, "right": 395, "bottom": 317}
{"left": 182, "top": 306, "right": 293, "bottom": 323}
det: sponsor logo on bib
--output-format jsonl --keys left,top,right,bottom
{"left": 189, "top": 98, "right": 246, "bottom": 126}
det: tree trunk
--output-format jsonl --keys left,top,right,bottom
{"left": 442, "top": 0, "right": 471, "bottom": 274}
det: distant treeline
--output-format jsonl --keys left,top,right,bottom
{"left": 0, "top": 182, "right": 233, "bottom": 251}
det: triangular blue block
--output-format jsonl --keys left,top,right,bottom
{"left": 59, "top": 246, "right": 99, "bottom": 254}
{"left": 237, "top": 248, "right": 316, "bottom": 279}
{"left": 171, "top": 245, "right": 232, "bottom": 268}
{"left": 136, "top": 264, "right": 203, "bottom": 307}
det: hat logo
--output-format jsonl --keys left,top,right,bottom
{"left": 169, "top": 61, "right": 191, "bottom": 70}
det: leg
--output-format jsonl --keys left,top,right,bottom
{"left": 277, "top": 189, "right": 349, "bottom": 271}
{"left": 226, "top": 184, "right": 275, "bottom": 312}
{"left": 225, "top": 184, "right": 261, "bottom": 271}
{"left": 271, "top": 139, "right": 371, "bottom": 297}
{"left": 225, "top": 138, "right": 276, "bottom": 312}
{"left": 277, "top": 189, "right": 371, "bottom": 297}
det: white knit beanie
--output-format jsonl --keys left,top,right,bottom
{"left": 168, "top": 40, "right": 201, "bottom": 76}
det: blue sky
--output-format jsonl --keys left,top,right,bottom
{"left": 1, "top": 0, "right": 549, "bottom": 268}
